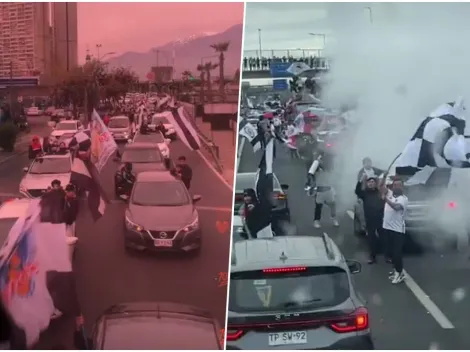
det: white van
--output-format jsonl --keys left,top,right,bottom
{"left": 108, "top": 115, "right": 133, "bottom": 141}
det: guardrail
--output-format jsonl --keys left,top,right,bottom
{"left": 177, "top": 101, "right": 224, "bottom": 174}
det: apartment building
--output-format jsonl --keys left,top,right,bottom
{"left": 52, "top": 2, "right": 78, "bottom": 72}
{"left": 0, "top": 2, "right": 52, "bottom": 79}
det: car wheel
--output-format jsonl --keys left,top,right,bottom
{"left": 354, "top": 214, "right": 365, "bottom": 236}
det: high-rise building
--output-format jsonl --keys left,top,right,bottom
{"left": 0, "top": 2, "right": 52, "bottom": 79}
{"left": 52, "top": 2, "right": 78, "bottom": 72}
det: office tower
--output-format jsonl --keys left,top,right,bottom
{"left": 0, "top": 2, "right": 52, "bottom": 79}
{"left": 52, "top": 2, "right": 78, "bottom": 72}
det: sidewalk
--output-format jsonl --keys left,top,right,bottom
{"left": 195, "top": 116, "right": 237, "bottom": 187}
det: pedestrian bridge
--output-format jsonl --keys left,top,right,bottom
{"left": 242, "top": 49, "right": 330, "bottom": 79}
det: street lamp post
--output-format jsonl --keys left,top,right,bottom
{"left": 364, "top": 6, "right": 373, "bottom": 24}
{"left": 96, "top": 44, "right": 102, "bottom": 60}
{"left": 308, "top": 33, "right": 327, "bottom": 49}
{"left": 258, "top": 28, "right": 262, "bottom": 59}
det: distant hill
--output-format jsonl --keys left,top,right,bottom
{"left": 106, "top": 24, "right": 243, "bottom": 80}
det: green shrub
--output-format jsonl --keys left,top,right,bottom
{"left": 0, "top": 122, "right": 19, "bottom": 152}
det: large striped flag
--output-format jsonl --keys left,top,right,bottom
{"left": 165, "top": 106, "right": 201, "bottom": 151}
{"left": 0, "top": 198, "right": 81, "bottom": 348}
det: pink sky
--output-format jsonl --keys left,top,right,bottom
{"left": 77, "top": 2, "right": 244, "bottom": 62}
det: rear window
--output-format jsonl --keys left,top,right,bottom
{"left": 233, "top": 176, "right": 281, "bottom": 215}
{"left": 229, "top": 266, "right": 350, "bottom": 313}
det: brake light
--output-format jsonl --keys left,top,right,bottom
{"left": 273, "top": 192, "right": 286, "bottom": 200}
{"left": 226, "top": 329, "right": 244, "bottom": 341}
{"left": 263, "top": 266, "right": 307, "bottom": 273}
{"left": 330, "top": 307, "right": 369, "bottom": 333}
{"left": 448, "top": 201, "right": 457, "bottom": 209}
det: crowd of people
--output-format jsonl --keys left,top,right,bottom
{"left": 239, "top": 94, "right": 409, "bottom": 285}
{"left": 242, "top": 55, "right": 328, "bottom": 71}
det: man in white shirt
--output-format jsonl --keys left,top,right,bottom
{"left": 382, "top": 178, "right": 408, "bottom": 284}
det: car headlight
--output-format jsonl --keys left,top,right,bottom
{"left": 125, "top": 216, "right": 144, "bottom": 232}
{"left": 178, "top": 217, "right": 199, "bottom": 236}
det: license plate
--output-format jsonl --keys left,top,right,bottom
{"left": 268, "top": 331, "right": 307, "bottom": 346}
{"left": 154, "top": 239, "right": 172, "bottom": 247}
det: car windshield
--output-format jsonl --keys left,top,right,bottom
{"left": 152, "top": 116, "right": 169, "bottom": 124}
{"left": 55, "top": 122, "right": 77, "bottom": 131}
{"left": 122, "top": 149, "right": 162, "bottom": 163}
{"left": 229, "top": 266, "right": 350, "bottom": 313}
{"left": 134, "top": 133, "right": 164, "bottom": 144}
{"left": 109, "top": 118, "right": 129, "bottom": 128}
{"left": 132, "top": 181, "right": 189, "bottom": 206}
{"left": 0, "top": 218, "right": 17, "bottom": 247}
{"left": 29, "top": 157, "right": 70, "bottom": 174}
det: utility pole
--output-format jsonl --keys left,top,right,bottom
{"left": 154, "top": 49, "right": 160, "bottom": 68}
{"left": 96, "top": 44, "right": 102, "bottom": 60}
{"left": 258, "top": 28, "right": 262, "bottom": 59}
{"left": 8, "top": 61, "right": 13, "bottom": 107}
{"left": 65, "top": 2, "right": 70, "bottom": 71}
{"left": 365, "top": 6, "right": 373, "bottom": 24}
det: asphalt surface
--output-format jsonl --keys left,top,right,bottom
{"left": 0, "top": 127, "right": 233, "bottom": 348}
{"left": 237, "top": 139, "right": 470, "bottom": 350}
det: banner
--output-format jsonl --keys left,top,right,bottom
{"left": 0, "top": 199, "right": 79, "bottom": 347}
{"left": 90, "top": 109, "right": 118, "bottom": 173}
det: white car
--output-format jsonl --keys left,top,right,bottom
{"left": 131, "top": 131, "right": 171, "bottom": 159}
{"left": 20, "top": 153, "right": 73, "bottom": 198}
{"left": 0, "top": 198, "right": 77, "bottom": 264}
{"left": 149, "top": 113, "right": 177, "bottom": 139}
{"left": 50, "top": 120, "right": 81, "bottom": 142}
{"left": 108, "top": 115, "right": 133, "bottom": 141}
{"left": 27, "top": 106, "right": 40, "bottom": 116}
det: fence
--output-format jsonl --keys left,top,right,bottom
{"left": 244, "top": 49, "right": 324, "bottom": 60}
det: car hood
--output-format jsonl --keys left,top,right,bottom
{"left": 51, "top": 129, "right": 77, "bottom": 137}
{"left": 128, "top": 203, "right": 195, "bottom": 230}
{"left": 120, "top": 162, "right": 167, "bottom": 174}
{"left": 21, "top": 173, "right": 71, "bottom": 190}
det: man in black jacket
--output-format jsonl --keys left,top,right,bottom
{"left": 176, "top": 156, "right": 192, "bottom": 190}
{"left": 355, "top": 176, "right": 385, "bottom": 264}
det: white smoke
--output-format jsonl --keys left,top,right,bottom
{"left": 320, "top": 3, "right": 470, "bottom": 207}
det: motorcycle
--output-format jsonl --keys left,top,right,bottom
{"left": 114, "top": 171, "right": 135, "bottom": 200}
{"left": 14, "top": 115, "right": 31, "bottom": 133}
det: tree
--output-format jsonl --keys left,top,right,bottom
{"left": 210, "top": 41, "right": 230, "bottom": 100}
{"left": 203, "top": 61, "right": 218, "bottom": 103}
{"left": 196, "top": 64, "right": 205, "bottom": 103}
{"left": 181, "top": 70, "right": 192, "bottom": 81}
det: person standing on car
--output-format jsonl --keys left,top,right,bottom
{"left": 355, "top": 176, "right": 385, "bottom": 264}
{"left": 176, "top": 156, "right": 192, "bottom": 190}
{"left": 357, "top": 157, "right": 384, "bottom": 181}
{"left": 64, "top": 184, "right": 79, "bottom": 237}
{"left": 28, "top": 136, "right": 43, "bottom": 159}
{"left": 382, "top": 178, "right": 408, "bottom": 284}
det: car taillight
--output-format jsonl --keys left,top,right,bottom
{"left": 330, "top": 307, "right": 369, "bottom": 333}
{"left": 326, "top": 143, "right": 333, "bottom": 148}
{"left": 448, "top": 201, "right": 457, "bottom": 209}
{"left": 263, "top": 266, "right": 307, "bottom": 273}
{"left": 273, "top": 192, "right": 286, "bottom": 200}
{"left": 226, "top": 329, "right": 244, "bottom": 341}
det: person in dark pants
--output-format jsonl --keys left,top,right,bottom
{"left": 381, "top": 178, "right": 408, "bottom": 284}
{"left": 176, "top": 156, "right": 192, "bottom": 190}
{"left": 355, "top": 176, "right": 385, "bottom": 264}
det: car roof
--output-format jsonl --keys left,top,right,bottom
{"left": 37, "top": 152, "right": 71, "bottom": 159}
{"left": 231, "top": 235, "right": 344, "bottom": 272}
{"left": 123, "top": 142, "right": 158, "bottom": 150}
{"left": 0, "top": 198, "right": 31, "bottom": 219}
{"left": 57, "top": 120, "right": 76, "bottom": 124}
{"left": 111, "top": 115, "right": 129, "bottom": 120}
{"left": 134, "top": 132, "right": 164, "bottom": 142}
{"left": 136, "top": 171, "right": 175, "bottom": 182}
{"left": 235, "top": 172, "right": 280, "bottom": 192}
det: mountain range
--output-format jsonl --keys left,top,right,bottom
{"left": 106, "top": 24, "right": 243, "bottom": 80}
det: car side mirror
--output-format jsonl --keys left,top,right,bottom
{"left": 192, "top": 195, "right": 202, "bottom": 203}
{"left": 23, "top": 167, "right": 28, "bottom": 172}
{"left": 346, "top": 260, "right": 361, "bottom": 274}
{"left": 280, "top": 184, "right": 289, "bottom": 190}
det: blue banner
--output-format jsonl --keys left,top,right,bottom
{"left": 272, "top": 79, "right": 289, "bottom": 91}
{"left": 270, "top": 62, "right": 293, "bottom": 78}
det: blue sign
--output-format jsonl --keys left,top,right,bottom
{"left": 272, "top": 79, "right": 288, "bottom": 91}
{"left": 270, "top": 62, "right": 293, "bottom": 78}
{"left": 0, "top": 77, "right": 39, "bottom": 87}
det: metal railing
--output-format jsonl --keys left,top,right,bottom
{"left": 244, "top": 49, "right": 324, "bottom": 60}
{"left": 242, "top": 56, "right": 330, "bottom": 72}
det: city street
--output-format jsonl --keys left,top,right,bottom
{"left": 237, "top": 141, "right": 470, "bottom": 350}
{"left": 0, "top": 131, "right": 233, "bottom": 348}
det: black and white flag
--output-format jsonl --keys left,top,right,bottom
{"left": 166, "top": 106, "right": 201, "bottom": 151}
{"left": 239, "top": 118, "right": 262, "bottom": 152}
{"left": 395, "top": 97, "right": 469, "bottom": 177}
{"left": 254, "top": 133, "right": 275, "bottom": 239}
{"left": 287, "top": 62, "right": 311, "bottom": 76}
{"left": 68, "top": 130, "right": 91, "bottom": 152}
{"left": 70, "top": 158, "right": 106, "bottom": 221}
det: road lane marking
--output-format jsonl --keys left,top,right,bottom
{"left": 404, "top": 272, "right": 455, "bottom": 329}
{"left": 0, "top": 149, "right": 28, "bottom": 165}
{"left": 345, "top": 208, "right": 454, "bottom": 328}
{"left": 196, "top": 149, "right": 233, "bottom": 191}
{"left": 197, "top": 205, "right": 232, "bottom": 213}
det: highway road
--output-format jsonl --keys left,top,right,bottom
{"left": 237, "top": 139, "right": 470, "bottom": 349}
{"left": 0, "top": 133, "right": 233, "bottom": 348}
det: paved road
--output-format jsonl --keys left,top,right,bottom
{"left": 0, "top": 135, "right": 233, "bottom": 348}
{"left": 237, "top": 140, "right": 470, "bottom": 349}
